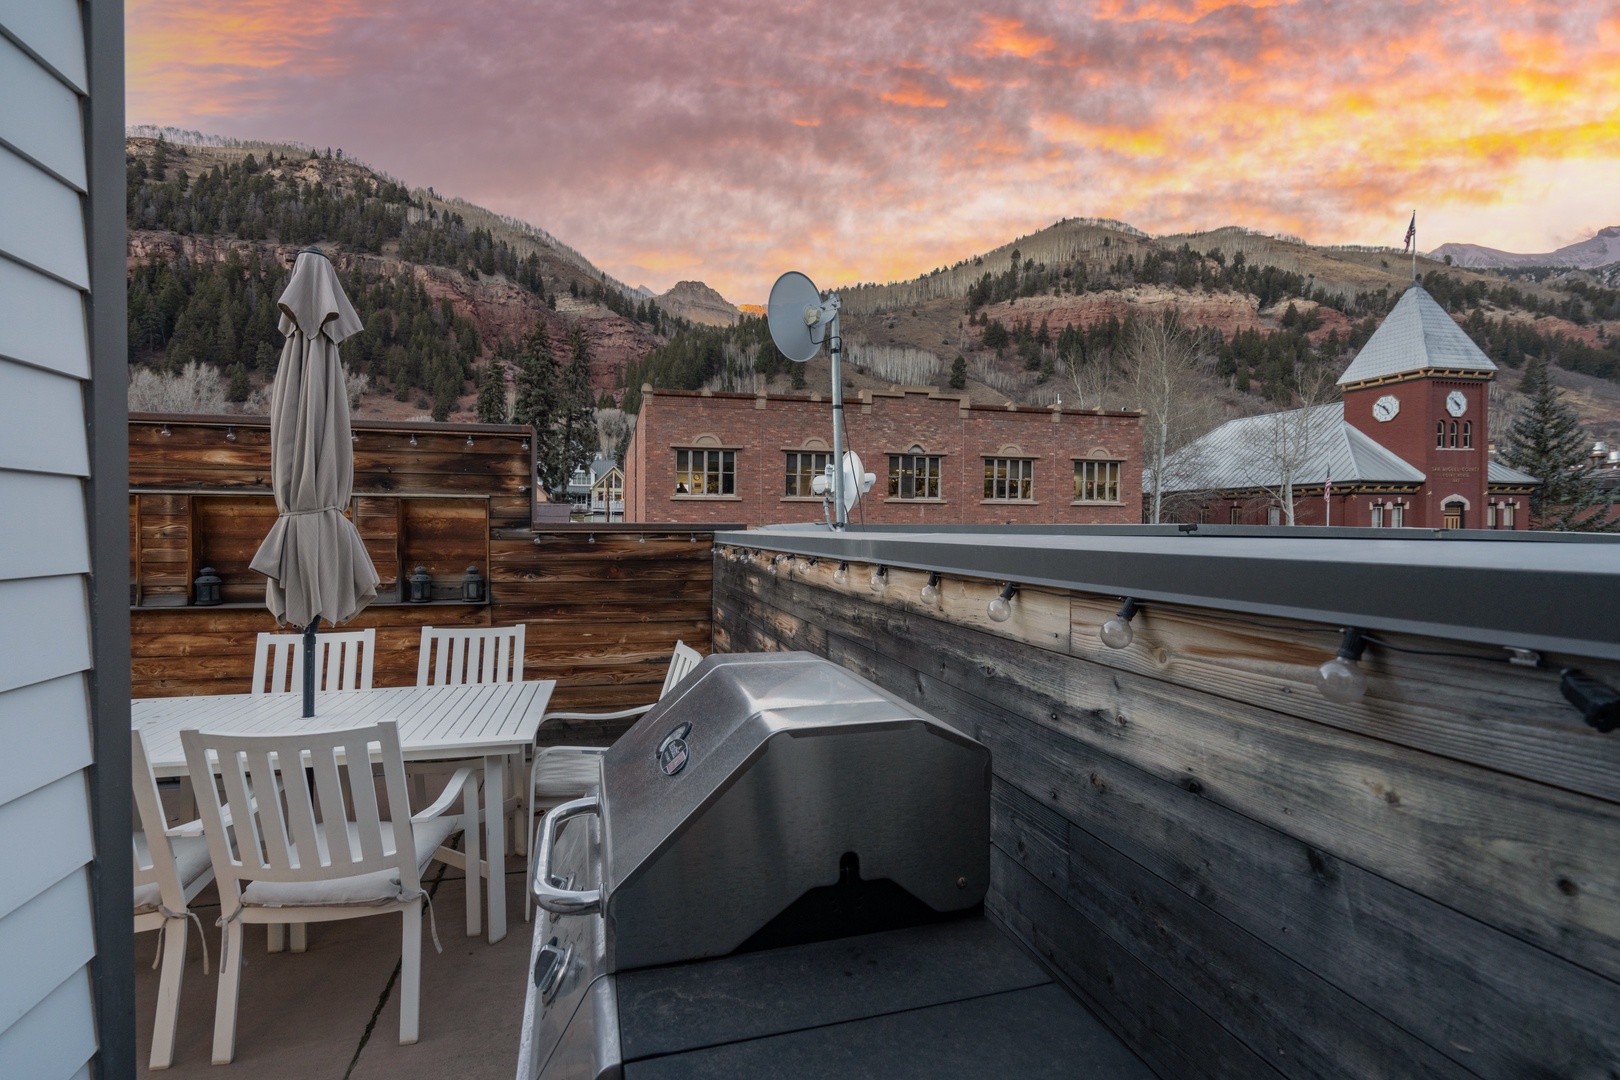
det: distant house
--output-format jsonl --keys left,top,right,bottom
{"left": 623, "top": 386, "right": 1142, "bottom": 527}
{"left": 1161, "top": 284, "right": 1539, "bottom": 528}
{"left": 566, "top": 454, "right": 623, "bottom": 521}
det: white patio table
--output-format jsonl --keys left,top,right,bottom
{"left": 131, "top": 680, "right": 555, "bottom": 943}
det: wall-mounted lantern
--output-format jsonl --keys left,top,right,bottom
{"left": 462, "top": 565, "right": 487, "bottom": 603}
{"left": 408, "top": 566, "right": 434, "bottom": 603}
{"left": 193, "top": 567, "right": 222, "bottom": 606}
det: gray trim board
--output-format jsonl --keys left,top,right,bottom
{"left": 83, "top": 1, "right": 133, "bottom": 1076}
{"left": 716, "top": 525, "right": 1620, "bottom": 661}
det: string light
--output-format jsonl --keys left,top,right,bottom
{"left": 870, "top": 565, "right": 888, "bottom": 593}
{"left": 224, "top": 426, "right": 236, "bottom": 442}
{"left": 987, "top": 583, "right": 1018, "bottom": 622}
{"left": 920, "top": 572, "right": 942, "bottom": 606}
{"left": 833, "top": 562, "right": 849, "bottom": 585}
{"left": 1100, "top": 598, "right": 1141, "bottom": 649}
{"left": 1315, "top": 628, "right": 1368, "bottom": 703}
{"left": 409, "top": 433, "right": 418, "bottom": 447}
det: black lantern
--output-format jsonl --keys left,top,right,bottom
{"left": 408, "top": 566, "right": 433, "bottom": 603}
{"left": 193, "top": 567, "right": 222, "bottom": 606}
{"left": 462, "top": 565, "right": 486, "bottom": 603}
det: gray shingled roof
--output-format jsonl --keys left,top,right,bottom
{"left": 1161, "top": 403, "right": 1425, "bottom": 492}
{"left": 1337, "top": 284, "right": 1497, "bottom": 387}
{"left": 1488, "top": 459, "right": 1540, "bottom": 485}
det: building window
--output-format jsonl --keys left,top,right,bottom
{"left": 1267, "top": 505, "right": 1281, "bottom": 526}
{"left": 888, "top": 451, "right": 942, "bottom": 499}
{"left": 785, "top": 451, "right": 831, "bottom": 497}
{"left": 675, "top": 448, "right": 735, "bottom": 496}
{"left": 984, "top": 458, "right": 1034, "bottom": 500}
{"left": 1229, "top": 504, "right": 1243, "bottom": 525}
{"left": 1449, "top": 420, "right": 1459, "bottom": 448}
{"left": 1389, "top": 502, "right": 1406, "bottom": 527}
{"left": 1073, "top": 460, "right": 1121, "bottom": 503}
{"left": 1436, "top": 421, "right": 1445, "bottom": 449}
{"left": 1462, "top": 421, "right": 1472, "bottom": 449}
{"left": 1370, "top": 502, "right": 1384, "bottom": 528}
{"left": 1498, "top": 501, "right": 1515, "bottom": 528}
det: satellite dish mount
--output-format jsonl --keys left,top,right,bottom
{"left": 767, "top": 271, "right": 859, "bottom": 528}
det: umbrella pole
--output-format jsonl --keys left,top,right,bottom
{"left": 303, "top": 617, "right": 319, "bottom": 718}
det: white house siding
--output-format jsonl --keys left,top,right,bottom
{"left": 0, "top": 2, "right": 103, "bottom": 1076}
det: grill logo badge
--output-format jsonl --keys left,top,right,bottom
{"left": 657, "top": 722, "right": 693, "bottom": 776}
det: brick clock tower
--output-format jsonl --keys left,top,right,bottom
{"left": 1339, "top": 285, "right": 1498, "bottom": 529}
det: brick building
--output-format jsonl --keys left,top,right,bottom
{"left": 1162, "top": 283, "right": 1539, "bottom": 528}
{"left": 624, "top": 386, "right": 1142, "bottom": 527}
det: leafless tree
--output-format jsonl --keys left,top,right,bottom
{"left": 1239, "top": 362, "right": 1341, "bottom": 525}
{"left": 128, "top": 361, "right": 227, "bottom": 414}
{"left": 1118, "top": 310, "right": 1223, "bottom": 523}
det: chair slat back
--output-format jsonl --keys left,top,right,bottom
{"left": 661, "top": 640, "right": 703, "bottom": 699}
{"left": 251, "top": 629, "right": 377, "bottom": 695}
{"left": 131, "top": 727, "right": 181, "bottom": 906}
{"left": 180, "top": 722, "right": 416, "bottom": 902}
{"left": 416, "top": 625, "right": 526, "bottom": 687}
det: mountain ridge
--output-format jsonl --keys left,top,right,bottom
{"left": 1430, "top": 227, "right": 1620, "bottom": 270}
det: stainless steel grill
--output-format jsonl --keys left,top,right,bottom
{"left": 517, "top": 652, "right": 1152, "bottom": 1080}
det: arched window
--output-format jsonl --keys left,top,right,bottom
{"left": 1436, "top": 421, "right": 1445, "bottom": 449}
{"left": 1448, "top": 420, "right": 1458, "bottom": 448}
{"left": 1462, "top": 421, "right": 1472, "bottom": 449}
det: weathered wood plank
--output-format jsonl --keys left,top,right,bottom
{"left": 718, "top": 565, "right": 1620, "bottom": 984}
{"left": 1068, "top": 595, "right": 1620, "bottom": 806}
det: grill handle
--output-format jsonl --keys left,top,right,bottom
{"left": 533, "top": 795, "right": 603, "bottom": 916}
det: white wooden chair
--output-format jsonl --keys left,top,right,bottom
{"left": 133, "top": 726, "right": 217, "bottom": 1070}
{"left": 251, "top": 628, "right": 376, "bottom": 695}
{"left": 415, "top": 624, "right": 526, "bottom": 687}
{"left": 522, "top": 641, "right": 703, "bottom": 920}
{"left": 181, "top": 720, "right": 481, "bottom": 1062}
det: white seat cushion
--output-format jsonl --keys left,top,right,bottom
{"left": 241, "top": 816, "right": 463, "bottom": 909}
{"left": 133, "top": 832, "right": 213, "bottom": 915}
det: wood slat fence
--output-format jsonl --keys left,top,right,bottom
{"left": 712, "top": 545, "right": 1620, "bottom": 1080}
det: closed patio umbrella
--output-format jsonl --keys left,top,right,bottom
{"left": 250, "top": 249, "right": 380, "bottom": 717}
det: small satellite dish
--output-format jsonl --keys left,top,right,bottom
{"left": 767, "top": 271, "right": 829, "bottom": 363}
{"left": 811, "top": 452, "right": 875, "bottom": 513}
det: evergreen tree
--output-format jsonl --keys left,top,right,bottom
{"left": 226, "top": 362, "right": 250, "bottom": 403}
{"left": 558, "top": 326, "right": 599, "bottom": 489}
{"left": 949, "top": 355, "right": 968, "bottom": 390}
{"left": 1501, "top": 359, "right": 1618, "bottom": 531}
{"left": 474, "top": 356, "right": 509, "bottom": 424}
{"left": 513, "top": 321, "right": 562, "bottom": 493}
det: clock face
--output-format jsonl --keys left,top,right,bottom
{"left": 1446, "top": 390, "right": 1468, "bottom": 417}
{"left": 1373, "top": 395, "right": 1400, "bottom": 422}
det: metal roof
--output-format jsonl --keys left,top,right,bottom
{"left": 1488, "top": 459, "right": 1540, "bottom": 485}
{"left": 1337, "top": 284, "right": 1497, "bottom": 386}
{"left": 1161, "top": 403, "right": 1425, "bottom": 491}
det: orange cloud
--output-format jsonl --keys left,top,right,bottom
{"left": 880, "top": 82, "right": 950, "bottom": 108}
{"left": 969, "top": 16, "right": 1054, "bottom": 59}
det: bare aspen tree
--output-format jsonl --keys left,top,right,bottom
{"left": 1119, "top": 310, "right": 1219, "bottom": 523}
{"left": 1239, "top": 362, "right": 1340, "bottom": 525}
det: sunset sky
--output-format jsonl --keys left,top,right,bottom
{"left": 127, "top": 0, "right": 1620, "bottom": 303}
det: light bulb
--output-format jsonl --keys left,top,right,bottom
{"left": 833, "top": 562, "right": 848, "bottom": 585}
{"left": 1099, "top": 616, "right": 1134, "bottom": 649}
{"left": 987, "top": 582, "right": 1018, "bottom": 622}
{"left": 1315, "top": 628, "right": 1369, "bottom": 702}
{"left": 1314, "top": 656, "right": 1367, "bottom": 703}
{"left": 920, "top": 572, "right": 942, "bottom": 606}
{"left": 870, "top": 566, "right": 888, "bottom": 593}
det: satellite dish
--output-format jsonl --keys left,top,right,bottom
{"left": 767, "top": 271, "right": 829, "bottom": 363}
{"left": 811, "top": 452, "right": 874, "bottom": 513}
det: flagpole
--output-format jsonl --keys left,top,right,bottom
{"left": 1411, "top": 209, "right": 1417, "bottom": 282}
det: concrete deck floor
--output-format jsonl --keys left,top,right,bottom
{"left": 134, "top": 868, "right": 532, "bottom": 1079}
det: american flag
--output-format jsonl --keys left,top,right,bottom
{"left": 1324, "top": 469, "right": 1333, "bottom": 498}
{"left": 1403, "top": 212, "right": 1416, "bottom": 252}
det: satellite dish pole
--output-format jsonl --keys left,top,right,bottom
{"left": 767, "top": 271, "right": 866, "bottom": 529}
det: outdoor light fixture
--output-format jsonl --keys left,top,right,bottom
{"left": 1561, "top": 669, "right": 1620, "bottom": 733}
{"left": 461, "top": 565, "right": 486, "bottom": 603}
{"left": 1099, "top": 598, "right": 1141, "bottom": 649}
{"left": 521, "top": 436, "right": 530, "bottom": 450}
{"left": 352, "top": 433, "right": 358, "bottom": 443}
{"left": 1315, "top": 628, "right": 1369, "bottom": 703}
{"left": 834, "top": 562, "right": 849, "bottom": 585}
{"left": 870, "top": 565, "right": 888, "bottom": 593}
{"left": 225, "top": 426, "right": 236, "bottom": 442}
{"left": 466, "top": 435, "right": 475, "bottom": 448}
{"left": 920, "top": 572, "right": 943, "bottom": 606}
{"left": 987, "top": 583, "right": 1018, "bottom": 623}
{"left": 408, "top": 566, "right": 434, "bottom": 603}
{"left": 192, "top": 567, "right": 222, "bottom": 606}
{"left": 409, "top": 433, "right": 418, "bottom": 447}
{"left": 160, "top": 425, "right": 170, "bottom": 437}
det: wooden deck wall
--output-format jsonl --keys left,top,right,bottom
{"left": 713, "top": 548, "right": 1620, "bottom": 1080}
{"left": 129, "top": 415, "right": 730, "bottom": 739}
